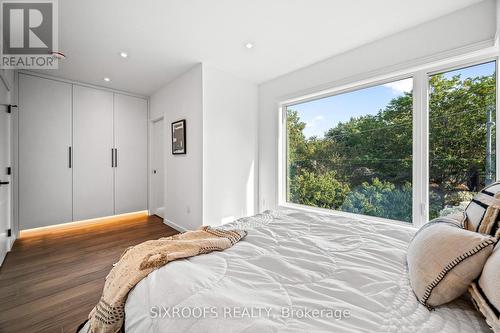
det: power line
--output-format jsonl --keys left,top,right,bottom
{"left": 290, "top": 106, "right": 495, "bottom": 141}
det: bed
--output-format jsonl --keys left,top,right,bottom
{"left": 109, "top": 209, "right": 491, "bottom": 332}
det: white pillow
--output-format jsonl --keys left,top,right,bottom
{"left": 464, "top": 182, "right": 500, "bottom": 237}
{"left": 469, "top": 243, "right": 500, "bottom": 332}
{"left": 407, "top": 218, "right": 496, "bottom": 308}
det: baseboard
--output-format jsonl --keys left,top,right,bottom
{"left": 8, "top": 235, "right": 15, "bottom": 251}
{"left": 163, "top": 219, "right": 188, "bottom": 233}
{"left": 155, "top": 207, "right": 165, "bottom": 219}
{"left": 0, "top": 235, "right": 15, "bottom": 267}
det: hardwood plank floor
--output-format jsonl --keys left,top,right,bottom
{"left": 0, "top": 213, "right": 178, "bottom": 333}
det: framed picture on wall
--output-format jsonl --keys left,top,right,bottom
{"left": 172, "top": 119, "right": 186, "bottom": 155}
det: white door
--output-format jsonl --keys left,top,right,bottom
{"left": 73, "top": 85, "right": 114, "bottom": 220}
{"left": 114, "top": 94, "right": 148, "bottom": 214}
{"left": 19, "top": 74, "right": 73, "bottom": 230}
{"left": 0, "top": 103, "right": 11, "bottom": 265}
{"left": 151, "top": 119, "right": 165, "bottom": 218}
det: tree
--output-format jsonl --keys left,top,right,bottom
{"left": 429, "top": 74, "right": 495, "bottom": 187}
{"left": 341, "top": 179, "right": 412, "bottom": 222}
{"left": 286, "top": 110, "right": 314, "bottom": 179}
{"left": 323, "top": 92, "right": 413, "bottom": 185}
{"left": 289, "top": 170, "right": 350, "bottom": 209}
{"left": 286, "top": 70, "right": 496, "bottom": 223}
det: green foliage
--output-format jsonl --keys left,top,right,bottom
{"left": 429, "top": 74, "right": 496, "bottom": 190}
{"left": 287, "top": 70, "right": 496, "bottom": 223}
{"left": 324, "top": 93, "right": 413, "bottom": 185}
{"left": 341, "top": 179, "right": 412, "bottom": 222}
{"left": 444, "top": 191, "right": 475, "bottom": 206}
{"left": 289, "top": 170, "right": 350, "bottom": 209}
{"left": 428, "top": 189, "right": 444, "bottom": 220}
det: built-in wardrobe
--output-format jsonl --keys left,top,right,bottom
{"left": 18, "top": 73, "right": 148, "bottom": 230}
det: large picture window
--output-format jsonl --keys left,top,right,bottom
{"left": 286, "top": 78, "right": 413, "bottom": 222}
{"left": 283, "top": 59, "right": 498, "bottom": 226}
{"left": 429, "top": 61, "right": 497, "bottom": 219}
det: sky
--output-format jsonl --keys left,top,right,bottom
{"left": 290, "top": 61, "right": 496, "bottom": 139}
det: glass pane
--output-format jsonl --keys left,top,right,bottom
{"left": 429, "top": 61, "right": 496, "bottom": 219}
{"left": 286, "top": 78, "right": 413, "bottom": 222}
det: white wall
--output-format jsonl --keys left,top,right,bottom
{"left": 497, "top": 0, "right": 500, "bottom": 45}
{"left": 202, "top": 65, "right": 258, "bottom": 226}
{"left": 150, "top": 64, "right": 258, "bottom": 229}
{"left": 258, "top": 0, "right": 498, "bottom": 212}
{"left": 0, "top": 70, "right": 14, "bottom": 99}
{"left": 150, "top": 64, "right": 203, "bottom": 231}
{"left": 0, "top": 71, "right": 13, "bottom": 104}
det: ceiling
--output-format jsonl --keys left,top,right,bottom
{"left": 37, "top": 0, "right": 484, "bottom": 95}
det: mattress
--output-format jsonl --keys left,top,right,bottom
{"left": 122, "top": 209, "right": 490, "bottom": 332}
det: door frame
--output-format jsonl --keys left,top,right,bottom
{"left": 149, "top": 116, "right": 164, "bottom": 217}
{"left": 0, "top": 104, "right": 12, "bottom": 265}
{"left": 0, "top": 71, "right": 15, "bottom": 261}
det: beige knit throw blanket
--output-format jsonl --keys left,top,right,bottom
{"left": 86, "top": 226, "right": 247, "bottom": 333}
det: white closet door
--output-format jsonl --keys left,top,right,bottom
{"left": 19, "top": 74, "right": 72, "bottom": 230}
{"left": 114, "top": 94, "right": 148, "bottom": 214}
{"left": 73, "top": 85, "right": 114, "bottom": 221}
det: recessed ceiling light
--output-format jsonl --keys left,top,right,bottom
{"left": 120, "top": 52, "right": 128, "bottom": 58}
{"left": 245, "top": 42, "right": 254, "bottom": 49}
{"left": 104, "top": 77, "right": 111, "bottom": 82}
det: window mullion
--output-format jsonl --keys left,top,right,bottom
{"left": 496, "top": 58, "right": 500, "bottom": 181}
{"left": 413, "top": 71, "right": 429, "bottom": 228}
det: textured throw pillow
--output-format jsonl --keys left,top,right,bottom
{"left": 464, "top": 182, "right": 500, "bottom": 237}
{"left": 469, "top": 243, "right": 500, "bottom": 332}
{"left": 407, "top": 217, "right": 496, "bottom": 308}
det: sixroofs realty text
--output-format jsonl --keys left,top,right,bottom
{"left": 150, "top": 306, "right": 352, "bottom": 320}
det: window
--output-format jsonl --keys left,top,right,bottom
{"left": 282, "top": 58, "right": 498, "bottom": 226}
{"left": 429, "top": 61, "right": 497, "bottom": 219}
{"left": 285, "top": 78, "right": 413, "bottom": 222}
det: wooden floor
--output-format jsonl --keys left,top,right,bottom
{"left": 0, "top": 214, "right": 178, "bottom": 333}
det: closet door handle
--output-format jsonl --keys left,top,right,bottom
{"left": 68, "top": 146, "right": 72, "bottom": 168}
{"left": 111, "top": 148, "right": 115, "bottom": 167}
{"left": 114, "top": 148, "right": 118, "bottom": 167}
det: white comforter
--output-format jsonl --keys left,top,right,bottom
{"left": 123, "top": 209, "right": 490, "bottom": 333}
